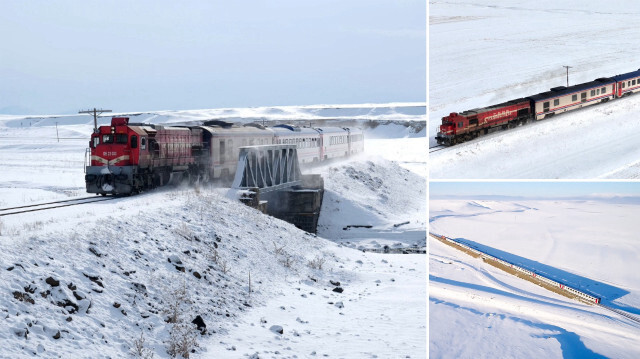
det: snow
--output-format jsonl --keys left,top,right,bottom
{"left": 430, "top": 197, "right": 640, "bottom": 358}
{"left": 429, "top": 1, "right": 640, "bottom": 179}
{"left": 0, "top": 103, "right": 426, "bottom": 358}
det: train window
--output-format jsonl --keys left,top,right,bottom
{"left": 572, "top": 94, "right": 577, "bottom": 102}
{"left": 458, "top": 121, "right": 463, "bottom": 128}
{"left": 130, "top": 135, "right": 138, "bottom": 149}
{"left": 92, "top": 137, "right": 99, "bottom": 148}
{"left": 601, "top": 87, "right": 606, "bottom": 93}
{"left": 634, "top": 80, "right": 637, "bottom": 86}
{"left": 116, "top": 134, "right": 128, "bottom": 144}
{"left": 228, "top": 140, "right": 233, "bottom": 155}
{"left": 102, "top": 134, "right": 114, "bottom": 144}
{"left": 581, "top": 92, "right": 587, "bottom": 102}
{"left": 543, "top": 102, "right": 549, "bottom": 112}
{"left": 629, "top": 81, "right": 632, "bottom": 87}
{"left": 220, "top": 140, "right": 225, "bottom": 156}
{"left": 622, "top": 82, "right": 626, "bottom": 88}
{"left": 141, "top": 138, "right": 146, "bottom": 150}
{"left": 553, "top": 99, "right": 559, "bottom": 106}
{"left": 590, "top": 90, "right": 595, "bottom": 96}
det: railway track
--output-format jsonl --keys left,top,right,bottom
{"left": 598, "top": 304, "right": 640, "bottom": 325}
{"left": 429, "top": 145, "right": 446, "bottom": 153}
{"left": 0, "top": 196, "right": 117, "bottom": 217}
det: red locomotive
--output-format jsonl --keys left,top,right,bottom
{"left": 436, "top": 99, "right": 530, "bottom": 146}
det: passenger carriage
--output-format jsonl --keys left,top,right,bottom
{"left": 528, "top": 78, "right": 615, "bottom": 120}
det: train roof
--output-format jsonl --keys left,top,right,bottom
{"left": 271, "top": 126, "right": 319, "bottom": 135}
{"left": 459, "top": 98, "right": 529, "bottom": 116}
{"left": 528, "top": 78, "right": 615, "bottom": 101}
{"left": 611, "top": 68, "right": 640, "bottom": 81}
{"left": 199, "top": 125, "right": 271, "bottom": 136}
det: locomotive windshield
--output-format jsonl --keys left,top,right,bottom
{"left": 101, "top": 134, "right": 128, "bottom": 144}
{"left": 116, "top": 134, "right": 128, "bottom": 144}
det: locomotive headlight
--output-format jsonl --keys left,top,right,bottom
{"left": 111, "top": 126, "right": 115, "bottom": 133}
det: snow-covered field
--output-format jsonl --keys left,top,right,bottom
{"left": 0, "top": 104, "right": 426, "bottom": 358}
{"left": 429, "top": 1, "right": 640, "bottom": 179}
{"left": 429, "top": 197, "right": 640, "bottom": 358}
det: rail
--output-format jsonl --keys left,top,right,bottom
{"left": 0, "top": 196, "right": 117, "bottom": 217}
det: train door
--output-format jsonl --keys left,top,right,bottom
{"left": 319, "top": 135, "right": 325, "bottom": 160}
{"left": 617, "top": 82, "right": 622, "bottom": 97}
{"left": 219, "top": 139, "right": 225, "bottom": 164}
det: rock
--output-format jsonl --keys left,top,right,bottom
{"left": 13, "top": 291, "right": 35, "bottom": 304}
{"left": 334, "top": 301, "right": 344, "bottom": 309}
{"left": 83, "top": 273, "right": 104, "bottom": 288}
{"left": 89, "top": 246, "right": 103, "bottom": 257}
{"left": 330, "top": 280, "right": 340, "bottom": 286}
{"left": 332, "top": 287, "right": 344, "bottom": 293}
{"left": 192, "top": 315, "right": 206, "bottom": 334}
{"left": 52, "top": 330, "right": 61, "bottom": 340}
{"left": 56, "top": 299, "right": 79, "bottom": 314}
{"left": 168, "top": 255, "right": 182, "bottom": 264}
{"left": 45, "top": 277, "right": 60, "bottom": 287}
{"left": 269, "top": 325, "right": 284, "bottom": 335}
{"left": 193, "top": 271, "right": 201, "bottom": 279}
{"left": 131, "top": 282, "right": 146, "bottom": 293}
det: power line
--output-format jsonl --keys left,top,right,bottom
{"left": 563, "top": 65, "right": 572, "bottom": 87}
{"left": 79, "top": 108, "right": 112, "bottom": 133}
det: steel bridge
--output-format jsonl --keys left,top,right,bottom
{"left": 231, "top": 145, "right": 302, "bottom": 192}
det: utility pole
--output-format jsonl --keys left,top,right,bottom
{"left": 55, "top": 122, "right": 59, "bottom": 142}
{"left": 79, "top": 108, "right": 112, "bottom": 133}
{"left": 563, "top": 65, "right": 572, "bottom": 87}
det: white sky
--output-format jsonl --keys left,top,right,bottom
{"left": 0, "top": 1, "right": 426, "bottom": 115}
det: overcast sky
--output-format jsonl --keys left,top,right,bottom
{"left": 0, "top": 1, "right": 426, "bottom": 115}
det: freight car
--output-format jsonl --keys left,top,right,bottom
{"left": 436, "top": 68, "right": 640, "bottom": 146}
{"left": 85, "top": 117, "right": 364, "bottom": 195}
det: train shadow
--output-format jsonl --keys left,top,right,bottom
{"left": 453, "top": 237, "right": 640, "bottom": 315}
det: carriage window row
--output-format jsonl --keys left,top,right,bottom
{"left": 277, "top": 138, "right": 318, "bottom": 148}
{"left": 330, "top": 136, "right": 347, "bottom": 145}
{"left": 351, "top": 134, "right": 364, "bottom": 142}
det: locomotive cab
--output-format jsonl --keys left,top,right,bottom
{"left": 85, "top": 117, "right": 145, "bottom": 195}
{"left": 435, "top": 112, "right": 463, "bottom": 146}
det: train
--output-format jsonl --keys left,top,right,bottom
{"left": 84, "top": 117, "right": 364, "bottom": 195}
{"left": 435, "top": 68, "right": 640, "bottom": 146}
{"left": 431, "top": 233, "right": 601, "bottom": 304}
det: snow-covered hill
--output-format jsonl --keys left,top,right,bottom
{"left": 0, "top": 104, "right": 426, "bottom": 358}
{"left": 429, "top": 1, "right": 640, "bottom": 179}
